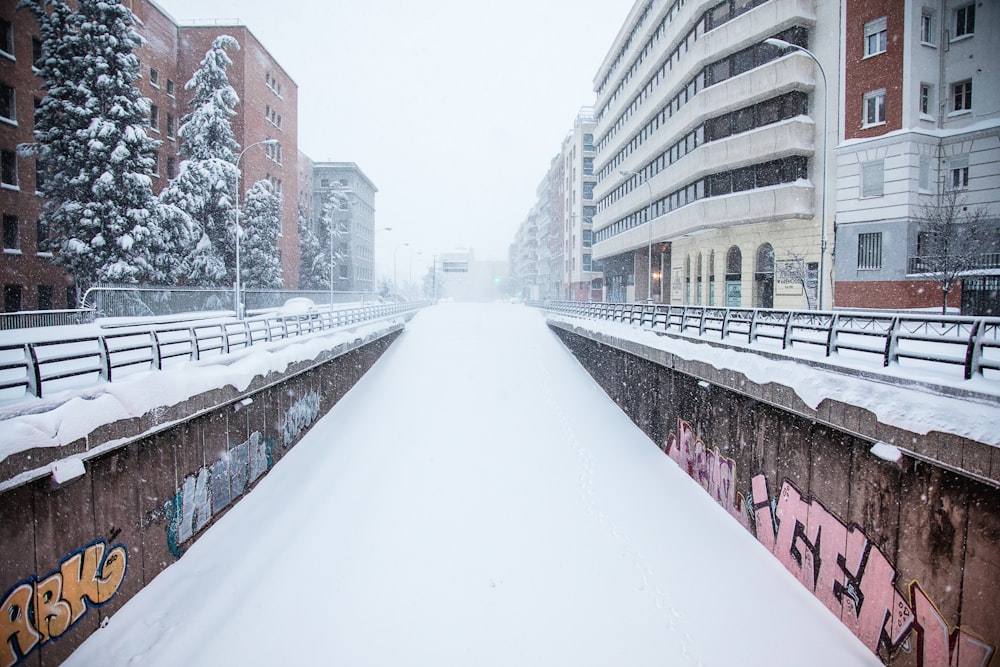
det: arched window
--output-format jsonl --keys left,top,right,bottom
{"left": 695, "top": 253, "right": 703, "bottom": 305}
{"left": 684, "top": 255, "right": 691, "bottom": 304}
{"left": 754, "top": 243, "right": 774, "bottom": 308}
{"left": 708, "top": 250, "right": 716, "bottom": 306}
{"left": 725, "top": 246, "right": 742, "bottom": 307}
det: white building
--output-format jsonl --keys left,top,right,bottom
{"left": 591, "top": 0, "right": 840, "bottom": 308}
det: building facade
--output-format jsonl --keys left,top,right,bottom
{"left": 833, "top": 0, "right": 1000, "bottom": 314}
{"left": 591, "top": 0, "right": 839, "bottom": 309}
{"left": 562, "top": 110, "right": 602, "bottom": 301}
{"left": 0, "top": 0, "right": 300, "bottom": 312}
{"left": 308, "top": 162, "right": 378, "bottom": 294}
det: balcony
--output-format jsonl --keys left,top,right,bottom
{"left": 907, "top": 253, "right": 1000, "bottom": 275}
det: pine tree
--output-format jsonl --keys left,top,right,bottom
{"left": 297, "top": 208, "right": 327, "bottom": 290}
{"left": 239, "top": 180, "right": 282, "bottom": 288}
{"left": 159, "top": 35, "right": 240, "bottom": 286}
{"left": 20, "top": 0, "right": 168, "bottom": 293}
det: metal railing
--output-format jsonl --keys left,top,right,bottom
{"left": 535, "top": 301, "right": 1000, "bottom": 381}
{"left": 0, "top": 301, "right": 427, "bottom": 400}
{"left": 0, "top": 308, "right": 96, "bottom": 330}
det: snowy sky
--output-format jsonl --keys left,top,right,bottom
{"left": 154, "top": 0, "right": 635, "bottom": 279}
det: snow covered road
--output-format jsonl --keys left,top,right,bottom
{"left": 67, "top": 303, "right": 878, "bottom": 666}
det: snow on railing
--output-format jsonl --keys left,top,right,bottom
{"left": 534, "top": 301, "right": 1000, "bottom": 381}
{"left": 0, "top": 302, "right": 427, "bottom": 400}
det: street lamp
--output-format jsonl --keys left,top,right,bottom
{"left": 234, "top": 138, "right": 280, "bottom": 319}
{"left": 620, "top": 169, "right": 655, "bottom": 303}
{"left": 765, "top": 37, "right": 830, "bottom": 310}
{"left": 393, "top": 242, "right": 409, "bottom": 299}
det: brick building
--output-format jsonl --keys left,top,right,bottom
{"left": 0, "top": 0, "right": 299, "bottom": 311}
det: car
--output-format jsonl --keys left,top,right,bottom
{"left": 281, "top": 297, "right": 319, "bottom": 320}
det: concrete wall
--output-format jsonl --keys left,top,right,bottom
{"left": 0, "top": 328, "right": 400, "bottom": 666}
{"left": 551, "top": 322, "right": 999, "bottom": 667}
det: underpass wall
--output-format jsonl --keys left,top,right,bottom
{"left": 550, "top": 321, "right": 1000, "bottom": 667}
{"left": 0, "top": 327, "right": 401, "bottom": 666}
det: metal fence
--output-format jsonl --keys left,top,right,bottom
{"left": 535, "top": 300, "right": 1000, "bottom": 381}
{"left": 0, "top": 308, "right": 96, "bottom": 331}
{"left": 0, "top": 301, "right": 427, "bottom": 400}
{"left": 79, "top": 284, "right": 377, "bottom": 319}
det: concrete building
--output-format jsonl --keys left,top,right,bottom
{"left": 591, "top": 0, "right": 840, "bottom": 309}
{"left": 562, "top": 110, "right": 602, "bottom": 301}
{"left": 833, "top": 0, "right": 1000, "bottom": 314}
{"left": 0, "top": 0, "right": 300, "bottom": 310}
{"left": 308, "top": 162, "right": 379, "bottom": 294}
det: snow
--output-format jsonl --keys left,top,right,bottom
{"left": 870, "top": 441, "right": 903, "bottom": 462}
{"left": 66, "top": 303, "right": 877, "bottom": 666}
{"left": 547, "top": 314, "right": 1000, "bottom": 447}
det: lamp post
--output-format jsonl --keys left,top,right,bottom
{"left": 234, "top": 138, "right": 280, "bottom": 319}
{"left": 765, "top": 38, "right": 829, "bottom": 310}
{"left": 620, "top": 169, "right": 655, "bottom": 303}
{"left": 393, "top": 242, "right": 409, "bottom": 300}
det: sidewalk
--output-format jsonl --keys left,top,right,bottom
{"left": 67, "top": 303, "right": 877, "bottom": 666}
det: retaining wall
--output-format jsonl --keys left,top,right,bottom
{"left": 0, "top": 326, "right": 401, "bottom": 666}
{"left": 550, "top": 320, "right": 999, "bottom": 667}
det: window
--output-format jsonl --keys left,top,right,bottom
{"left": 583, "top": 157, "right": 594, "bottom": 175}
{"left": 582, "top": 230, "right": 593, "bottom": 248}
{"left": 861, "top": 161, "right": 884, "bottom": 197}
{"left": 167, "top": 157, "right": 175, "bottom": 179}
{"left": 0, "top": 83, "right": 14, "bottom": 122}
{"left": 863, "top": 89, "right": 886, "bottom": 126}
{"left": 858, "top": 232, "right": 882, "bottom": 270}
{"left": 955, "top": 3, "right": 975, "bottom": 38}
{"left": 37, "top": 285, "right": 52, "bottom": 310}
{"left": 36, "top": 219, "right": 49, "bottom": 253}
{"left": 952, "top": 80, "right": 972, "bottom": 112}
{"left": 1, "top": 150, "right": 17, "bottom": 187}
{"left": 0, "top": 19, "right": 12, "bottom": 57}
{"left": 919, "top": 84, "right": 932, "bottom": 115}
{"left": 166, "top": 79, "right": 175, "bottom": 96}
{"left": 583, "top": 182, "right": 595, "bottom": 200}
{"left": 951, "top": 164, "right": 969, "bottom": 189}
{"left": 4, "top": 284, "right": 21, "bottom": 312}
{"left": 3, "top": 215, "right": 18, "bottom": 251}
{"left": 920, "top": 12, "right": 935, "bottom": 44}
{"left": 166, "top": 113, "right": 175, "bottom": 138}
{"left": 32, "top": 36, "right": 42, "bottom": 67}
{"left": 864, "top": 17, "right": 887, "bottom": 57}
{"left": 149, "top": 104, "right": 159, "bottom": 130}
{"left": 149, "top": 67, "right": 159, "bottom": 87}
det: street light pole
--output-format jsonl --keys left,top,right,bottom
{"left": 234, "top": 138, "right": 280, "bottom": 319}
{"left": 620, "top": 170, "right": 655, "bottom": 303}
{"left": 765, "top": 38, "right": 829, "bottom": 310}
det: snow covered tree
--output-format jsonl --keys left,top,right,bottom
{"left": 239, "top": 180, "right": 282, "bottom": 288}
{"left": 20, "top": 0, "right": 171, "bottom": 294}
{"left": 298, "top": 188, "right": 352, "bottom": 290}
{"left": 158, "top": 35, "right": 240, "bottom": 286}
{"left": 297, "top": 203, "right": 325, "bottom": 289}
{"left": 913, "top": 187, "right": 992, "bottom": 313}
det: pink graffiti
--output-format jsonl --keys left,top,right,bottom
{"left": 910, "top": 582, "right": 995, "bottom": 667}
{"left": 664, "top": 419, "right": 747, "bottom": 526}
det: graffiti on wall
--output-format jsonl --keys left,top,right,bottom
{"left": 282, "top": 390, "right": 321, "bottom": 447}
{"left": 0, "top": 540, "right": 127, "bottom": 667}
{"left": 663, "top": 418, "right": 996, "bottom": 667}
{"left": 664, "top": 418, "right": 749, "bottom": 527}
{"left": 165, "top": 430, "right": 273, "bottom": 557}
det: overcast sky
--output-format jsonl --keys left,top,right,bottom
{"left": 155, "top": 0, "right": 635, "bottom": 281}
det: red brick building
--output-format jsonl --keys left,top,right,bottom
{"left": 0, "top": 0, "right": 300, "bottom": 311}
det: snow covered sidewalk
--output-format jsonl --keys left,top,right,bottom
{"left": 67, "top": 303, "right": 877, "bottom": 666}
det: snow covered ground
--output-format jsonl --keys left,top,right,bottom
{"left": 67, "top": 303, "right": 877, "bottom": 666}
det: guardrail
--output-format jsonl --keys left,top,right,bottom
{"left": 0, "top": 308, "right": 96, "bottom": 330}
{"left": 535, "top": 301, "right": 1000, "bottom": 381}
{"left": 0, "top": 302, "right": 427, "bottom": 400}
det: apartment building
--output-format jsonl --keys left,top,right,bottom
{"left": 834, "top": 0, "right": 1000, "bottom": 314}
{"left": 562, "top": 110, "right": 603, "bottom": 301}
{"left": 0, "top": 0, "right": 299, "bottom": 310}
{"left": 309, "top": 162, "right": 378, "bottom": 294}
{"left": 591, "top": 0, "right": 839, "bottom": 308}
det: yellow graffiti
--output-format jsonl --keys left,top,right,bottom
{"left": 0, "top": 541, "right": 127, "bottom": 667}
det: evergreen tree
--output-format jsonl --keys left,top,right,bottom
{"left": 297, "top": 203, "right": 324, "bottom": 289}
{"left": 239, "top": 180, "right": 282, "bottom": 288}
{"left": 159, "top": 35, "right": 240, "bottom": 286}
{"left": 20, "top": 0, "right": 169, "bottom": 293}
{"left": 298, "top": 188, "right": 352, "bottom": 290}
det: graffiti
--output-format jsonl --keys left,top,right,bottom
{"left": 662, "top": 416, "right": 996, "bottom": 667}
{"left": 282, "top": 390, "right": 321, "bottom": 446}
{"left": 664, "top": 418, "right": 748, "bottom": 526}
{"left": 165, "top": 431, "right": 273, "bottom": 557}
{"left": 751, "top": 475, "right": 995, "bottom": 667}
{"left": 0, "top": 541, "right": 127, "bottom": 667}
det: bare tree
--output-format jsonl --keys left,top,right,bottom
{"left": 775, "top": 251, "right": 817, "bottom": 310}
{"left": 913, "top": 188, "right": 991, "bottom": 314}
